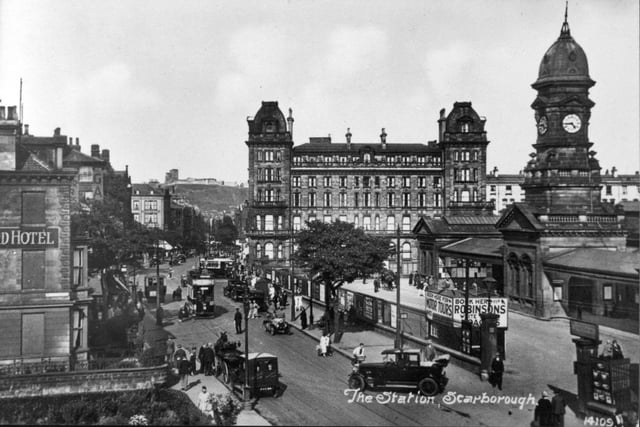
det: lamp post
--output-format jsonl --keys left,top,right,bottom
{"left": 394, "top": 225, "right": 402, "bottom": 349}
{"left": 243, "top": 279, "right": 250, "bottom": 403}
{"left": 155, "top": 236, "right": 162, "bottom": 325}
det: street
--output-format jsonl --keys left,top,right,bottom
{"left": 146, "top": 259, "right": 522, "bottom": 426}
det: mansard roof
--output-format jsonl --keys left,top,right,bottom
{"left": 293, "top": 142, "right": 440, "bottom": 154}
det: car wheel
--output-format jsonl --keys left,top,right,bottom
{"left": 270, "top": 325, "right": 276, "bottom": 335}
{"left": 348, "top": 374, "right": 365, "bottom": 391}
{"left": 418, "top": 377, "right": 439, "bottom": 397}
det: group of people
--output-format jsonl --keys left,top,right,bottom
{"left": 600, "top": 339, "right": 624, "bottom": 360}
{"left": 534, "top": 390, "right": 566, "bottom": 427}
{"left": 172, "top": 343, "right": 199, "bottom": 391}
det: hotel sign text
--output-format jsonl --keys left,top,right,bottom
{"left": 0, "top": 228, "right": 59, "bottom": 248}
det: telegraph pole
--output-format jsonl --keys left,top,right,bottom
{"left": 394, "top": 226, "right": 402, "bottom": 349}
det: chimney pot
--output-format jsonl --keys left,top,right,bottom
{"left": 101, "top": 149, "right": 110, "bottom": 163}
{"left": 7, "top": 106, "right": 17, "bottom": 120}
{"left": 91, "top": 144, "right": 100, "bottom": 158}
{"left": 0, "top": 107, "right": 5, "bottom": 120}
{"left": 54, "top": 127, "right": 61, "bottom": 136}
{"left": 24, "top": 124, "right": 29, "bottom": 135}
{"left": 380, "top": 128, "right": 387, "bottom": 145}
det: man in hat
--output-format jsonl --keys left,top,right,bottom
{"left": 490, "top": 352, "right": 505, "bottom": 390}
{"left": 551, "top": 389, "right": 566, "bottom": 427}
{"left": 534, "top": 391, "right": 553, "bottom": 427}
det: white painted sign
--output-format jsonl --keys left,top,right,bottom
{"left": 424, "top": 291, "right": 454, "bottom": 320}
{"left": 452, "top": 297, "right": 508, "bottom": 328}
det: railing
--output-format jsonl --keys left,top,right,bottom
{"left": 586, "top": 215, "right": 618, "bottom": 223}
{"left": 252, "top": 201, "right": 287, "bottom": 208}
{"left": 0, "top": 358, "right": 69, "bottom": 376}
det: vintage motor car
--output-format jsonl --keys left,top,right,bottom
{"left": 223, "top": 280, "right": 246, "bottom": 301}
{"left": 347, "top": 348, "right": 449, "bottom": 397}
{"left": 262, "top": 313, "right": 291, "bottom": 335}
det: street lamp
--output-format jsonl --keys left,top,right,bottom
{"left": 394, "top": 225, "right": 402, "bottom": 349}
{"left": 243, "top": 279, "right": 250, "bottom": 403}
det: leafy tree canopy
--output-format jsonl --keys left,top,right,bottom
{"left": 294, "top": 220, "right": 392, "bottom": 291}
{"left": 214, "top": 215, "right": 238, "bottom": 246}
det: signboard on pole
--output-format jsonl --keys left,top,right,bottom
{"left": 569, "top": 319, "right": 599, "bottom": 342}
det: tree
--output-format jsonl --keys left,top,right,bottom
{"left": 294, "top": 220, "right": 392, "bottom": 340}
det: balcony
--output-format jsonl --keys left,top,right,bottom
{"left": 252, "top": 200, "right": 288, "bottom": 208}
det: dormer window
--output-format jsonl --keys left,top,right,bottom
{"left": 264, "top": 121, "right": 276, "bottom": 133}
{"left": 461, "top": 123, "right": 470, "bottom": 133}
{"left": 363, "top": 153, "right": 371, "bottom": 163}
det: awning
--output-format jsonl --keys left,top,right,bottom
{"left": 440, "top": 238, "right": 503, "bottom": 261}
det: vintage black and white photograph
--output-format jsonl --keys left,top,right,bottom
{"left": 0, "top": 0, "right": 638, "bottom": 425}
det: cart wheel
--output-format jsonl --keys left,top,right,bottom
{"left": 223, "top": 362, "right": 230, "bottom": 384}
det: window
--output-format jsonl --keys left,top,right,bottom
{"left": 323, "top": 176, "right": 331, "bottom": 187}
{"left": 22, "top": 313, "right": 45, "bottom": 355}
{"left": 418, "top": 177, "right": 426, "bottom": 188}
{"left": 309, "top": 176, "right": 317, "bottom": 188}
{"left": 256, "top": 243, "right": 262, "bottom": 258}
{"left": 622, "top": 186, "right": 628, "bottom": 195}
{"left": 433, "top": 177, "right": 441, "bottom": 188}
{"left": 353, "top": 215, "right": 359, "bottom": 228}
{"left": 71, "top": 309, "right": 85, "bottom": 349}
{"left": 402, "top": 193, "right": 411, "bottom": 207}
{"left": 363, "top": 153, "right": 371, "bottom": 163}
{"left": 293, "top": 176, "right": 301, "bottom": 187}
{"left": 22, "top": 192, "right": 45, "bottom": 225}
{"left": 339, "top": 193, "right": 347, "bottom": 207}
{"left": 78, "top": 166, "right": 94, "bottom": 182}
{"left": 387, "top": 176, "right": 395, "bottom": 187}
{"left": 505, "top": 185, "right": 513, "bottom": 195}
{"left": 605, "top": 185, "right": 612, "bottom": 195}
{"left": 387, "top": 193, "right": 395, "bottom": 207}
{"left": 387, "top": 216, "right": 395, "bottom": 231}
{"left": 22, "top": 251, "right": 45, "bottom": 289}
{"left": 402, "top": 216, "right": 411, "bottom": 232}
{"left": 265, "top": 189, "right": 274, "bottom": 202}
{"left": 132, "top": 200, "right": 140, "bottom": 211}
{"left": 461, "top": 123, "right": 470, "bottom": 133}
{"left": 374, "top": 177, "right": 380, "bottom": 188}
{"left": 363, "top": 216, "right": 371, "bottom": 230}
{"left": 265, "top": 151, "right": 274, "bottom": 161}
{"left": 293, "top": 192, "right": 300, "bottom": 207}
{"left": 417, "top": 156, "right": 426, "bottom": 165}
{"left": 276, "top": 151, "right": 282, "bottom": 161}
{"left": 73, "top": 249, "right": 84, "bottom": 287}
{"left": 144, "top": 200, "right": 158, "bottom": 210}
{"left": 473, "top": 169, "right": 478, "bottom": 181}
{"left": 461, "top": 190, "right": 470, "bottom": 202}
{"left": 434, "top": 193, "right": 441, "bottom": 207}
{"left": 402, "top": 242, "right": 411, "bottom": 259}
{"left": 462, "top": 151, "right": 470, "bottom": 161}
{"left": 293, "top": 216, "right": 301, "bottom": 231}
{"left": 265, "top": 215, "right": 274, "bottom": 231}
{"left": 277, "top": 244, "right": 283, "bottom": 259}
{"left": 473, "top": 189, "right": 478, "bottom": 202}
{"left": 257, "top": 151, "right": 264, "bottom": 161}
{"left": 354, "top": 177, "right": 360, "bottom": 187}
{"left": 403, "top": 177, "right": 411, "bottom": 188}
{"left": 402, "top": 156, "right": 411, "bottom": 165}
{"left": 364, "top": 192, "right": 371, "bottom": 207}
{"left": 324, "top": 192, "right": 332, "bottom": 207}
{"left": 256, "top": 216, "right": 262, "bottom": 231}
{"left": 374, "top": 193, "right": 380, "bottom": 207}
{"left": 133, "top": 213, "right": 139, "bottom": 222}
{"left": 146, "top": 213, "right": 158, "bottom": 225}
{"left": 363, "top": 176, "right": 370, "bottom": 188}
{"left": 308, "top": 193, "right": 316, "bottom": 207}
{"left": 339, "top": 176, "right": 347, "bottom": 188}
{"left": 490, "top": 185, "right": 496, "bottom": 193}
{"left": 418, "top": 193, "right": 426, "bottom": 208}
{"left": 323, "top": 215, "right": 332, "bottom": 224}
{"left": 374, "top": 215, "right": 380, "bottom": 230}
{"left": 453, "top": 151, "right": 459, "bottom": 162}
{"left": 354, "top": 193, "right": 359, "bottom": 207}
{"left": 339, "top": 215, "right": 347, "bottom": 223}
{"left": 265, "top": 243, "right": 274, "bottom": 259}
{"left": 473, "top": 151, "right": 479, "bottom": 161}
{"left": 308, "top": 215, "right": 316, "bottom": 223}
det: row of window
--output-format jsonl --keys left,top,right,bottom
{"left": 292, "top": 176, "right": 442, "bottom": 189}
{"left": 292, "top": 154, "right": 442, "bottom": 166}
{"left": 292, "top": 192, "right": 442, "bottom": 208}
{"left": 452, "top": 150, "right": 480, "bottom": 162}
{"left": 451, "top": 189, "right": 480, "bottom": 203}
{"left": 291, "top": 214, "right": 413, "bottom": 232}
{"left": 132, "top": 200, "right": 159, "bottom": 211}
{"left": 256, "top": 150, "right": 282, "bottom": 162}
{"left": 453, "top": 168, "right": 479, "bottom": 183}
{"left": 253, "top": 240, "right": 413, "bottom": 260}
{"left": 133, "top": 213, "right": 158, "bottom": 224}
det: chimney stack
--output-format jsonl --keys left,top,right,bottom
{"left": 54, "top": 127, "right": 61, "bottom": 136}
{"left": 380, "top": 128, "right": 387, "bottom": 149}
{"left": 0, "top": 104, "right": 18, "bottom": 171}
{"left": 23, "top": 124, "right": 29, "bottom": 135}
{"left": 7, "top": 106, "right": 17, "bottom": 120}
{"left": 287, "top": 108, "right": 294, "bottom": 138}
{"left": 438, "top": 108, "right": 446, "bottom": 141}
{"left": 345, "top": 127, "right": 352, "bottom": 147}
{"left": 101, "top": 149, "right": 110, "bottom": 164}
{"left": 75, "top": 137, "right": 81, "bottom": 151}
{"left": 91, "top": 144, "right": 100, "bottom": 158}
{"left": 611, "top": 166, "right": 617, "bottom": 177}
{"left": 0, "top": 107, "right": 5, "bottom": 120}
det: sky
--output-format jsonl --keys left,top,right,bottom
{"left": 0, "top": 0, "right": 638, "bottom": 184}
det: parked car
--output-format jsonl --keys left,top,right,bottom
{"left": 223, "top": 280, "right": 247, "bottom": 301}
{"left": 347, "top": 348, "right": 449, "bottom": 397}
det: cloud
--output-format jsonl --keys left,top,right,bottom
{"left": 67, "top": 62, "right": 161, "bottom": 115}
{"left": 325, "top": 26, "right": 389, "bottom": 78}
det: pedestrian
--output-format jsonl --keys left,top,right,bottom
{"left": 197, "top": 386, "right": 212, "bottom": 417}
{"left": 374, "top": 277, "right": 380, "bottom": 293}
{"left": 551, "top": 389, "right": 566, "bottom": 427}
{"left": 280, "top": 291, "right": 288, "bottom": 309}
{"left": 611, "top": 340, "right": 624, "bottom": 359}
{"left": 490, "top": 352, "right": 504, "bottom": 391}
{"left": 352, "top": 343, "right": 366, "bottom": 365}
{"left": 300, "top": 307, "right": 308, "bottom": 330}
{"left": 166, "top": 337, "right": 176, "bottom": 366}
{"left": 204, "top": 343, "right": 215, "bottom": 375}
{"left": 409, "top": 271, "right": 414, "bottom": 287}
{"left": 319, "top": 334, "right": 329, "bottom": 357}
{"left": 234, "top": 307, "right": 243, "bottom": 334}
{"left": 198, "top": 343, "right": 206, "bottom": 374}
{"left": 189, "top": 346, "right": 198, "bottom": 375}
{"left": 178, "top": 351, "right": 191, "bottom": 390}
{"left": 295, "top": 286, "right": 302, "bottom": 311}
{"left": 107, "top": 305, "right": 115, "bottom": 319}
{"left": 422, "top": 340, "right": 437, "bottom": 362}
{"left": 534, "top": 391, "right": 554, "bottom": 427}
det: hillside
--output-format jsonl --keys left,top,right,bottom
{"left": 167, "top": 183, "right": 248, "bottom": 216}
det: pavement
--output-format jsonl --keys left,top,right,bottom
{"left": 139, "top": 263, "right": 638, "bottom": 426}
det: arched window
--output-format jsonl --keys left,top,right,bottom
{"left": 277, "top": 244, "right": 283, "bottom": 260}
{"left": 402, "top": 242, "right": 411, "bottom": 260}
{"left": 256, "top": 216, "right": 262, "bottom": 231}
{"left": 387, "top": 216, "right": 395, "bottom": 231}
{"left": 265, "top": 243, "right": 274, "bottom": 259}
{"left": 374, "top": 215, "right": 380, "bottom": 231}
{"left": 256, "top": 243, "right": 262, "bottom": 259}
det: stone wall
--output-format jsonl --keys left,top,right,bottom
{"left": 0, "top": 365, "right": 168, "bottom": 399}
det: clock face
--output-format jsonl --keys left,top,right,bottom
{"left": 537, "top": 116, "right": 548, "bottom": 135}
{"left": 562, "top": 114, "right": 582, "bottom": 133}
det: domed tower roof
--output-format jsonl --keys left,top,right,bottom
{"left": 533, "top": 7, "right": 593, "bottom": 88}
{"left": 247, "top": 101, "right": 288, "bottom": 136}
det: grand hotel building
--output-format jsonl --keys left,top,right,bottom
{"left": 245, "top": 101, "right": 493, "bottom": 275}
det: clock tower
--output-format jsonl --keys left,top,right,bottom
{"left": 523, "top": 9, "right": 603, "bottom": 213}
